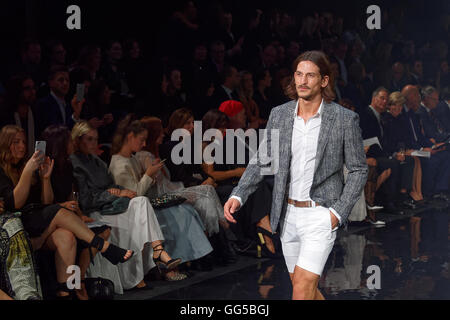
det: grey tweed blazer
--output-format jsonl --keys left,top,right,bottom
{"left": 230, "top": 99, "right": 368, "bottom": 232}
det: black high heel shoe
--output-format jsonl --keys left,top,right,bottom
{"left": 256, "top": 227, "right": 282, "bottom": 259}
{"left": 55, "top": 282, "right": 74, "bottom": 300}
{"left": 89, "top": 235, "right": 134, "bottom": 265}
{"left": 152, "top": 244, "right": 181, "bottom": 272}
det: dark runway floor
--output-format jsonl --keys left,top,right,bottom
{"left": 117, "top": 199, "right": 450, "bottom": 300}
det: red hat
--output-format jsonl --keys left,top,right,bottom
{"left": 219, "top": 100, "right": 244, "bottom": 118}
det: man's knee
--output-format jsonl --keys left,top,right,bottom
{"left": 292, "top": 267, "right": 319, "bottom": 295}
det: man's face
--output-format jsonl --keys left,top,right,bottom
{"left": 405, "top": 88, "right": 421, "bottom": 111}
{"left": 262, "top": 46, "right": 277, "bottom": 67}
{"left": 49, "top": 72, "right": 70, "bottom": 97}
{"left": 21, "top": 78, "right": 36, "bottom": 105}
{"left": 424, "top": 91, "right": 439, "bottom": 110}
{"left": 392, "top": 63, "right": 404, "bottom": 81}
{"left": 372, "top": 90, "right": 389, "bottom": 113}
{"left": 170, "top": 70, "right": 182, "bottom": 90}
{"left": 413, "top": 61, "right": 423, "bottom": 76}
{"left": 211, "top": 44, "right": 225, "bottom": 63}
{"left": 25, "top": 44, "right": 41, "bottom": 64}
{"left": 229, "top": 67, "right": 240, "bottom": 89}
{"left": 294, "top": 60, "right": 328, "bottom": 101}
{"left": 194, "top": 45, "right": 207, "bottom": 62}
{"left": 109, "top": 42, "right": 123, "bottom": 61}
{"left": 52, "top": 44, "right": 66, "bottom": 65}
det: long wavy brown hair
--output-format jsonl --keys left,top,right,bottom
{"left": 0, "top": 125, "right": 27, "bottom": 186}
{"left": 165, "top": 108, "right": 194, "bottom": 137}
{"left": 140, "top": 117, "right": 163, "bottom": 158}
{"left": 284, "top": 50, "right": 335, "bottom": 103}
{"left": 111, "top": 113, "right": 147, "bottom": 155}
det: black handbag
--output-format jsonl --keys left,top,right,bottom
{"left": 149, "top": 194, "right": 187, "bottom": 209}
{"left": 84, "top": 277, "right": 115, "bottom": 300}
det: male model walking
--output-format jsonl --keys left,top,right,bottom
{"left": 224, "top": 51, "right": 368, "bottom": 300}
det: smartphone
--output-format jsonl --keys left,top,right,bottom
{"left": 35, "top": 141, "right": 46, "bottom": 156}
{"left": 76, "top": 83, "right": 85, "bottom": 102}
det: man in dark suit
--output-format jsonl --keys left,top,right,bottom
{"left": 416, "top": 86, "right": 450, "bottom": 143}
{"left": 34, "top": 65, "right": 81, "bottom": 136}
{"left": 211, "top": 65, "right": 241, "bottom": 109}
{"left": 401, "top": 85, "right": 450, "bottom": 201}
{"left": 360, "top": 87, "right": 410, "bottom": 212}
{"left": 434, "top": 89, "right": 450, "bottom": 132}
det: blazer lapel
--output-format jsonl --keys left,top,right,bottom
{"left": 313, "top": 101, "right": 336, "bottom": 174}
{"left": 279, "top": 101, "right": 296, "bottom": 171}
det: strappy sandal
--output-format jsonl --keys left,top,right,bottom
{"left": 152, "top": 244, "right": 181, "bottom": 272}
{"left": 55, "top": 282, "right": 74, "bottom": 300}
{"left": 74, "top": 279, "right": 89, "bottom": 300}
{"left": 89, "top": 235, "right": 134, "bottom": 265}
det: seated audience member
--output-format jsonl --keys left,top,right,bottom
{"left": 121, "top": 39, "right": 147, "bottom": 98}
{"left": 401, "top": 85, "right": 450, "bottom": 200}
{"left": 160, "top": 108, "right": 237, "bottom": 264}
{"left": 211, "top": 65, "right": 241, "bottom": 109}
{"left": 253, "top": 68, "right": 273, "bottom": 120}
{"left": 109, "top": 115, "right": 213, "bottom": 280}
{"left": 237, "top": 71, "right": 267, "bottom": 129}
{"left": 383, "top": 92, "right": 424, "bottom": 202}
{"left": 81, "top": 79, "right": 115, "bottom": 145}
{"left": 34, "top": 66, "right": 83, "bottom": 136}
{"left": 70, "top": 45, "right": 101, "bottom": 82}
{"left": 417, "top": 86, "right": 450, "bottom": 143}
{"left": 360, "top": 87, "right": 415, "bottom": 212}
{"left": 434, "top": 87, "right": 450, "bottom": 132}
{"left": 340, "top": 99, "right": 388, "bottom": 225}
{"left": 0, "top": 125, "right": 132, "bottom": 299}
{"left": 6, "top": 39, "right": 46, "bottom": 88}
{"left": 2, "top": 74, "right": 38, "bottom": 156}
{"left": 203, "top": 106, "right": 280, "bottom": 258}
{"left": 0, "top": 198, "right": 42, "bottom": 300}
{"left": 137, "top": 116, "right": 225, "bottom": 239}
{"left": 99, "top": 40, "right": 130, "bottom": 98}
{"left": 70, "top": 121, "right": 179, "bottom": 290}
{"left": 42, "top": 125, "right": 115, "bottom": 299}
{"left": 159, "top": 68, "right": 188, "bottom": 127}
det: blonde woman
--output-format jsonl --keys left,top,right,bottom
{"left": 0, "top": 125, "right": 132, "bottom": 299}
{"left": 384, "top": 92, "right": 424, "bottom": 202}
{"left": 70, "top": 121, "right": 180, "bottom": 290}
{"left": 109, "top": 114, "right": 213, "bottom": 280}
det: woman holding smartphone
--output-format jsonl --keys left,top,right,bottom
{"left": 109, "top": 114, "right": 213, "bottom": 280}
{"left": 0, "top": 125, "right": 133, "bottom": 299}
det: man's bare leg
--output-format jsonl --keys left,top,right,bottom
{"left": 290, "top": 266, "right": 321, "bottom": 300}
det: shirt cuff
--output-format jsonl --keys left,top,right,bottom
{"left": 230, "top": 196, "right": 243, "bottom": 208}
{"left": 329, "top": 207, "right": 341, "bottom": 231}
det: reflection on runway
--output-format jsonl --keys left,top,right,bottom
{"left": 152, "top": 207, "right": 449, "bottom": 300}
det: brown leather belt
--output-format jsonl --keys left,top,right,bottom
{"left": 287, "top": 198, "right": 321, "bottom": 208}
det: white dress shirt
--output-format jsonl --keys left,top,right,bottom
{"left": 231, "top": 99, "right": 341, "bottom": 230}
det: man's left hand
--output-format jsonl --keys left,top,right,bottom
{"left": 329, "top": 211, "right": 339, "bottom": 229}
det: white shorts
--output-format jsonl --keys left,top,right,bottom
{"left": 280, "top": 204, "right": 337, "bottom": 276}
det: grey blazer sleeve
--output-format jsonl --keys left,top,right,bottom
{"left": 229, "top": 110, "right": 277, "bottom": 206}
{"left": 331, "top": 112, "right": 368, "bottom": 225}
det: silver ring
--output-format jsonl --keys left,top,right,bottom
{"left": 71, "top": 205, "right": 75, "bottom": 208}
